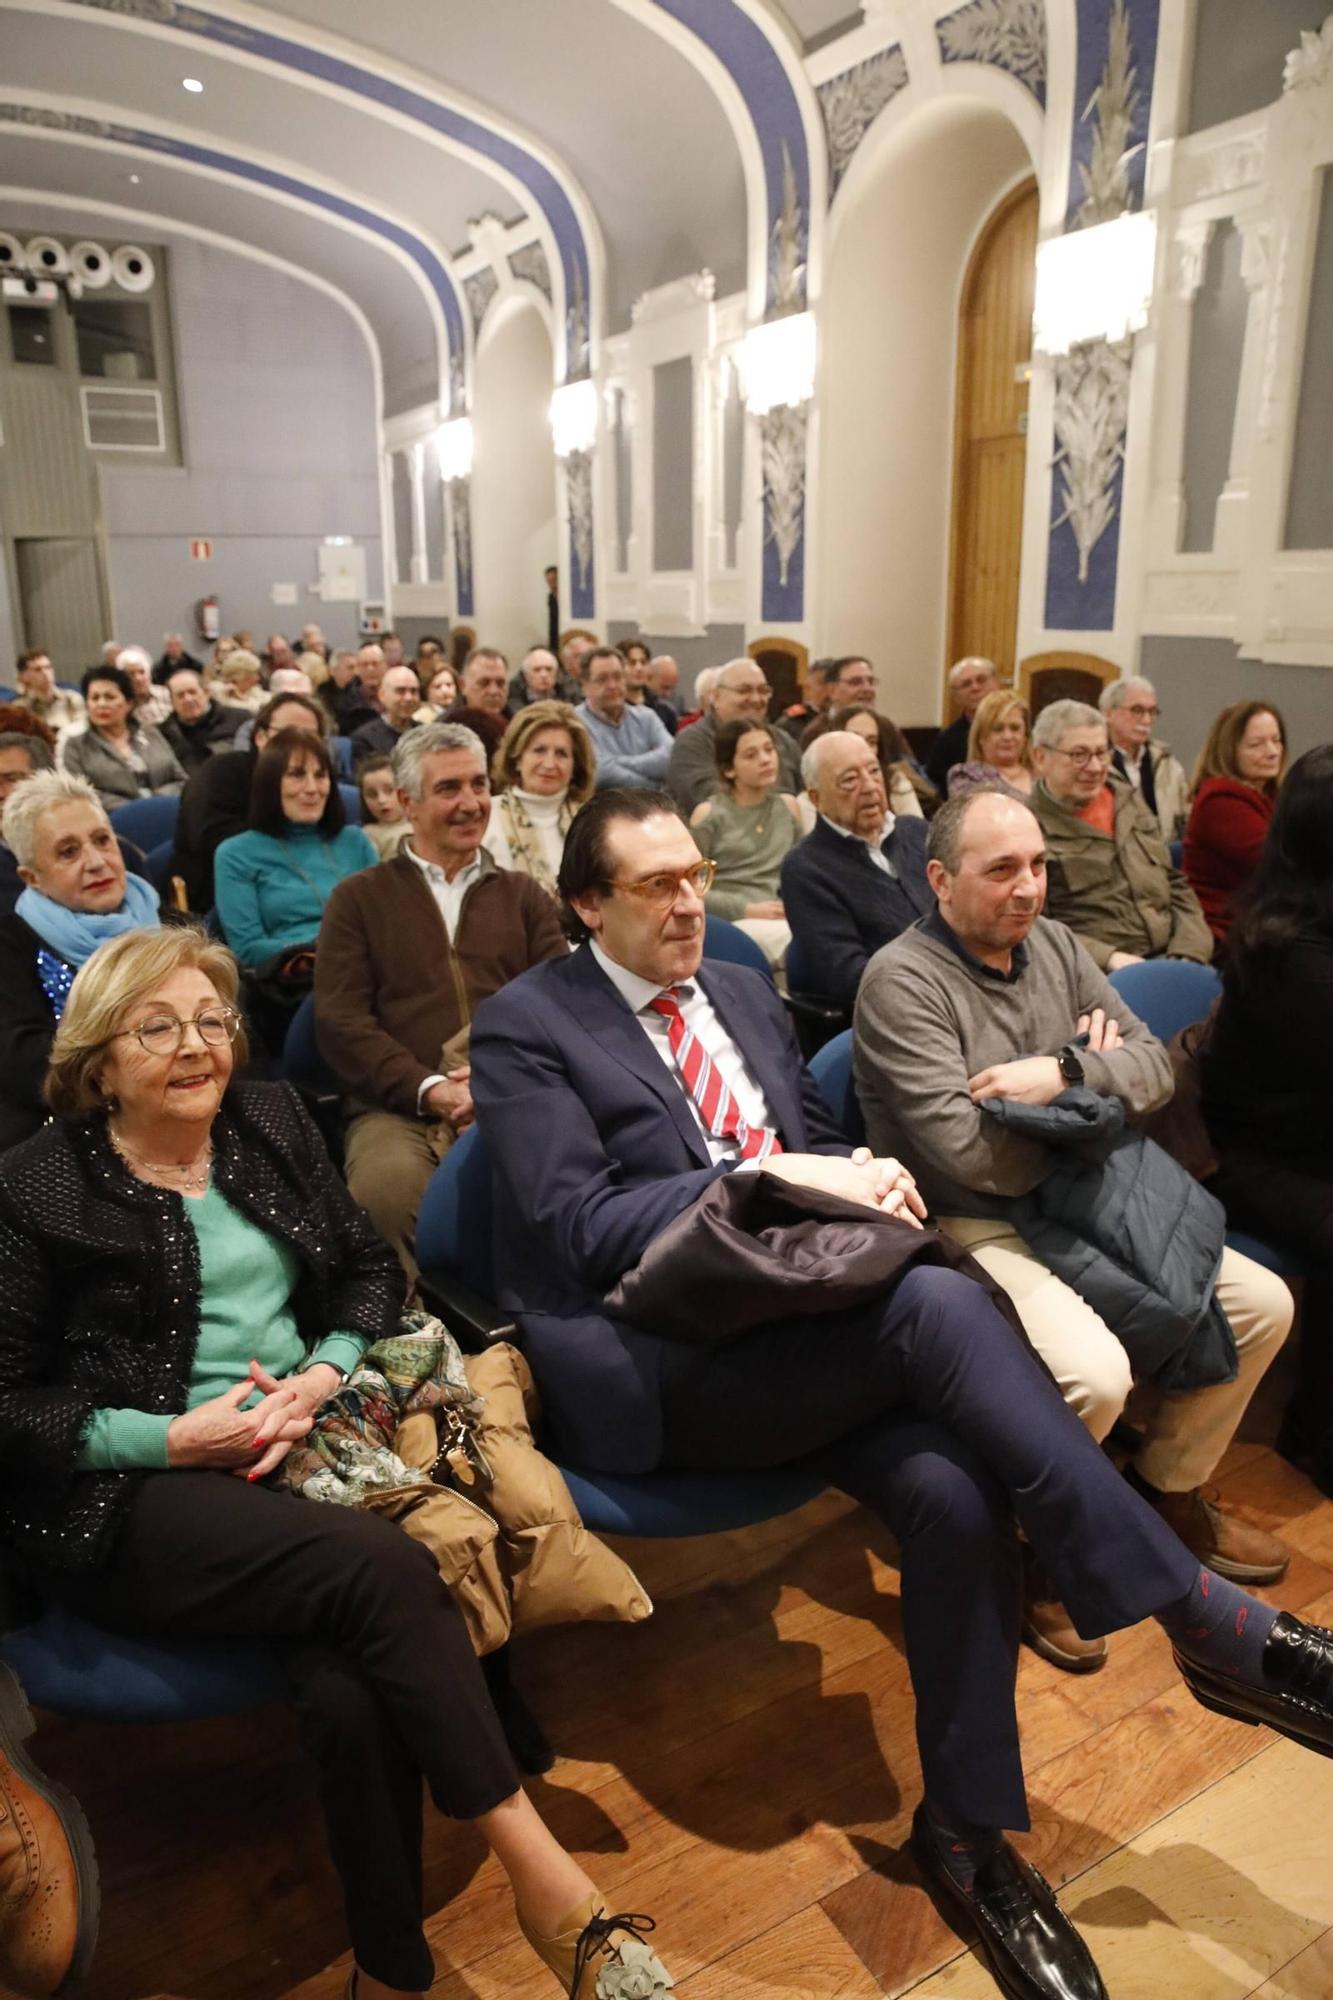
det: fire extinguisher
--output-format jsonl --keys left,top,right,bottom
{"left": 196, "top": 596, "right": 221, "bottom": 642}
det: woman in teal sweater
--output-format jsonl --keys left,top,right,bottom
{"left": 214, "top": 728, "right": 375, "bottom": 970}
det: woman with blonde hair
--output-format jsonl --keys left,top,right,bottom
{"left": 948, "top": 689, "right": 1035, "bottom": 799}
{"left": 1184, "top": 700, "right": 1287, "bottom": 945}
{"left": 486, "top": 701, "right": 595, "bottom": 897}
{"left": 0, "top": 924, "right": 674, "bottom": 2000}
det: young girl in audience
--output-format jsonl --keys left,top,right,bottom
{"left": 691, "top": 718, "right": 802, "bottom": 970}
{"left": 357, "top": 754, "right": 409, "bottom": 859}
{"left": 1184, "top": 700, "right": 1286, "bottom": 946}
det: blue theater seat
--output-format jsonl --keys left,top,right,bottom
{"left": 701, "top": 914, "right": 773, "bottom": 981}
{"left": 0, "top": 1610, "right": 281, "bottom": 1724}
{"left": 1107, "top": 958, "right": 1221, "bottom": 1045}
{"left": 109, "top": 794, "right": 181, "bottom": 852}
{"left": 416, "top": 1127, "right": 828, "bottom": 1537}
{"left": 808, "top": 1029, "right": 866, "bottom": 1146}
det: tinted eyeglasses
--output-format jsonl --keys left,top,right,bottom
{"left": 608, "top": 860, "right": 717, "bottom": 909}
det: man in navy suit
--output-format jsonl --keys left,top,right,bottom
{"left": 470, "top": 789, "right": 1333, "bottom": 2000}
{"left": 780, "top": 730, "right": 932, "bottom": 1010}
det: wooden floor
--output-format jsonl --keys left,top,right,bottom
{"left": 18, "top": 1431, "right": 1333, "bottom": 2000}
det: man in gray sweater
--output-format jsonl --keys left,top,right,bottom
{"left": 854, "top": 787, "right": 1292, "bottom": 1671}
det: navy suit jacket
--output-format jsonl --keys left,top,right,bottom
{"left": 779, "top": 815, "right": 933, "bottom": 1012}
{"left": 469, "top": 946, "right": 851, "bottom": 1471}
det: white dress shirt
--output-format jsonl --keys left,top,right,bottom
{"left": 819, "top": 810, "right": 899, "bottom": 877}
{"left": 590, "top": 940, "right": 777, "bottom": 1166}
{"left": 406, "top": 841, "right": 483, "bottom": 1113}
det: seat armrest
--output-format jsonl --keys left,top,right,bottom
{"left": 417, "top": 1271, "right": 518, "bottom": 1352}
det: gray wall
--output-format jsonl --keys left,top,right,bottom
{"left": 652, "top": 357, "right": 694, "bottom": 572}
{"left": 1187, "top": 0, "right": 1328, "bottom": 131}
{"left": 1285, "top": 167, "right": 1333, "bottom": 551}
{"left": 99, "top": 238, "right": 382, "bottom": 654}
{"left": 606, "top": 622, "right": 746, "bottom": 704}
{"left": 1179, "top": 219, "right": 1248, "bottom": 554}
{"left": 1139, "top": 635, "right": 1333, "bottom": 767}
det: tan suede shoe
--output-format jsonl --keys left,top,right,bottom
{"left": 1150, "top": 1485, "right": 1289, "bottom": 1585}
{"left": 518, "top": 1890, "right": 675, "bottom": 1998}
{"left": 0, "top": 1662, "right": 99, "bottom": 1998}
{"left": 1021, "top": 1555, "right": 1108, "bottom": 1673}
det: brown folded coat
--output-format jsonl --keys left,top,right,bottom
{"left": 607, "top": 1169, "right": 1035, "bottom": 1355}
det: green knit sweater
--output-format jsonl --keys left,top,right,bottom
{"left": 76, "top": 1183, "right": 365, "bottom": 1471}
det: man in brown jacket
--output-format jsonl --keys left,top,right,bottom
{"left": 1029, "top": 699, "right": 1212, "bottom": 970}
{"left": 316, "top": 720, "right": 566, "bottom": 1277}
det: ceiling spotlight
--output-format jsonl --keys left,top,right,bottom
{"left": 128, "top": 173, "right": 141, "bottom": 185}
{"left": 182, "top": 76, "right": 204, "bottom": 93}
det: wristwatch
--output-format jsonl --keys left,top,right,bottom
{"left": 1056, "top": 1044, "right": 1085, "bottom": 1086}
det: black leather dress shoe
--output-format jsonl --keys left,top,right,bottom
{"left": 1175, "top": 1609, "right": 1333, "bottom": 1759}
{"left": 909, "top": 1805, "right": 1107, "bottom": 2000}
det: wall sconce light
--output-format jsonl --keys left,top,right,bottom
{"left": 1032, "top": 210, "right": 1158, "bottom": 356}
{"left": 739, "top": 310, "right": 816, "bottom": 415}
{"left": 435, "top": 417, "right": 474, "bottom": 481}
{"left": 550, "top": 379, "right": 598, "bottom": 458}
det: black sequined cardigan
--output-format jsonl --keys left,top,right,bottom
{"left": 0, "top": 1080, "right": 405, "bottom": 1571}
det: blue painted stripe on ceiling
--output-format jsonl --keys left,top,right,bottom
{"left": 65, "top": 0, "right": 591, "bottom": 336}
{"left": 652, "top": 0, "right": 810, "bottom": 309}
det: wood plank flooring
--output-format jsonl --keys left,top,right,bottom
{"left": 13, "top": 1437, "right": 1333, "bottom": 2000}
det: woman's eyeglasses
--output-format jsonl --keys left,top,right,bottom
{"left": 114, "top": 1007, "right": 242, "bottom": 1056}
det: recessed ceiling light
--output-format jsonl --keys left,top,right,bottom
{"left": 182, "top": 76, "right": 204, "bottom": 93}
{"left": 128, "top": 173, "right": 141, "bottom": 184}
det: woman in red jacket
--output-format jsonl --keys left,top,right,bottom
{"left": 1183, "top": 701, "right": 1286, "bottom": 945}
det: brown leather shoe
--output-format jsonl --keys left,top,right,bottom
{"left": 1022, "top": 1555, "right": 1108, "bottom": 1673}
{"left": 0, "top": 1662, "right": 99, "bottom": 1997}
{"left": 1149, "top": 1485, "right": 1290, "bottom": 1585}
{"left": 518, "top": 1890, "right": 675, "bottom": 1996}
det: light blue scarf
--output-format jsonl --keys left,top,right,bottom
{"left": 16, "top": 871, "right": 161, "bottom": 968}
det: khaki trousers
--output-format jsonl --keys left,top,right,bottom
{"left": 939, "top": 1216, "right": 1292, "bottom": 1494}
{"left": 343, "top": 1108, "right": 454, "bottom": 1286}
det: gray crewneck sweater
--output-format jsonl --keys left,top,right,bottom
{"left": 852, "top": 914, "right": 1173, "bottom": 1218}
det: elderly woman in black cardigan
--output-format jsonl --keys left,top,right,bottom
{"left": 0, "top": 926, "right": 672, "bottom": 2000}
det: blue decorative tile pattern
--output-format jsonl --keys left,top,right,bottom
{"left": 817, "top": 45, "right": 910, "bottom": 196}
{"left": 937, "top": 0, "right": 1047, "bottom": 106}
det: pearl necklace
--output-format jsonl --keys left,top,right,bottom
{"left": 110, "top": 1126, "right": 214, "bottom": 1193}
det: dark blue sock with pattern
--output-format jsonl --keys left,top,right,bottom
{"left": 921, "top": 1799, "right": 1003, "bottom": 1892}
{"left": 1155, "top": 1566, "right": 1277, "bottom": 1683}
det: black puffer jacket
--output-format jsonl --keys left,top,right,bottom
{"left": 0, "top": 1081, "right": 404, "bottom": 1571}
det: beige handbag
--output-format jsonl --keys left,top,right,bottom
{"left": 369, "top": 1342, "right": 652, "bottom": 1656}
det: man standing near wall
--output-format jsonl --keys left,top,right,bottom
{"left": 926, "top": 657, "right": 999, "bottom": 792}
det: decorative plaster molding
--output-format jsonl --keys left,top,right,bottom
{"left": 507, "top": 239, "right": 551, "bottom": 301}
{"left": 816, "top": 44, "right": 909, "bottom": 196}
{"left": 630, "top": 270, "right": 716, "bottom": 324}
{"left": 565, "top": 448, "right": 594, "bottom": 592}
{"left": 464, "top": 266, "right": 499, "bottom": 334}
{"left": 1238, "top": 217, "right": 1275, "bottom": 295}
{"left": 1144, "top": 570, "right": 1236, "bottom": 618}
{"left": 1283, "top": 15, "right": 1333, "bottom": 93}
{"left": 1174, "top": 131, "right": 1267, "bottom": 206}
{"left": 1255, "top": 222, "right": 1291, "bottom": 442}
{"left": 760, "top": 401, "right": 807, "bottom": 590}
{"left": 566, "top": 261, "right": 590, "bottom": 381}
{"left": 936, "top": 0, "right": 1046, "bottom": 107}
{"left": 1051, "top": 338, "right": 1131, "bottom": 586}
{"left": 1171, "top": 221, "right": 1215, "bottom": 302}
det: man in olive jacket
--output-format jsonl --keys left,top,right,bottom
{"left": 315, "top": 721, "right": 566, "bottom": 1278}
{"left": 1028, "top": 699, "right": 1211, "bottom": 970}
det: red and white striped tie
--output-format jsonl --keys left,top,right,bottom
{"left": 647, "top": 985, "right": 783, "bottom": 1163}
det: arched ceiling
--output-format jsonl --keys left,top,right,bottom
{"left": 0, "top": 0, "right": 762, "bottom": 413}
